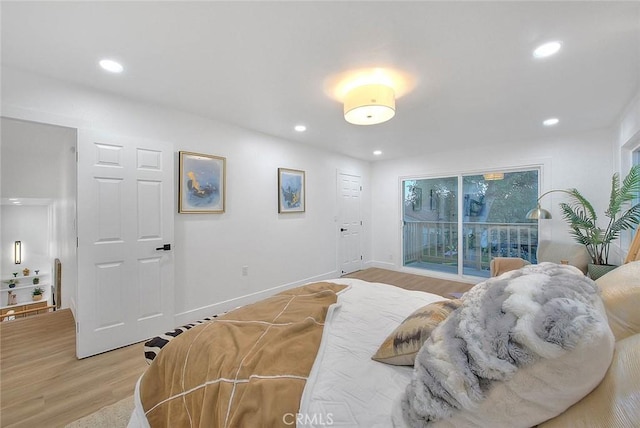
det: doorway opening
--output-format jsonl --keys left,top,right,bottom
{"left": 1, "top": 117, "right": 77, "bottom": 321}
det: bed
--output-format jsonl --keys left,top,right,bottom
{"left": 128, "top": 265, "right": 616, "bottom": 428}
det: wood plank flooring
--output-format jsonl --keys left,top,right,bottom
{"left": 0, "top": 309, "right": 147, "bottom": 428}
{"left": 343, "top": 267, "right": 475, "bottom": 297}
{"left": 0, "top": 268, "right": 473, "bottom": 427}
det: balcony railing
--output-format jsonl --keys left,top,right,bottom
{"left": 403, "top": 221, "right": 539, "bottom": 275}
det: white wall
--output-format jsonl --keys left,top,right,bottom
{"left": 1, "top": 118, "right": 76, "bottom": 199}
{"left": 1, "top": 205, "right": 50, "bottom": 304}
{"left": 1, "top": 205, "right": 49, "bottom": 273}
{"left": 1, "top": 67, "right": 371, "bottom": 323}
{"left": 370, "top": 128, "right": 617, "bottom": 276}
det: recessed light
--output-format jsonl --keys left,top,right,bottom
{"left": 373, "top": 150, "right": 382, "bottom": 156}
{"left": 533, "top": 41, "right": 562, "bottom": 58}
{"left": 99, "top": 59, "right": 124, "bottom": 73}
{"left": 543, "top": 118, "right": 559, "bottom": 126}
{"left": 294, "top": 125, "right": 307, "bottom": 132}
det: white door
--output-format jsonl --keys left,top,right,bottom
{"left": 338, "top": 172, "right": 362, "bottom": 275}
{"left": 76, "top": 129, "right": 174, "bottom": 358}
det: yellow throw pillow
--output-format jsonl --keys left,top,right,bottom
{"left": 372, "top": 299, "right": 461, "bottom": 366}
{"left": 538, "top": 333, "right": 640, "bottom": 427}
{"left": 595, "top": 261, "right": 640, "bottom": 341}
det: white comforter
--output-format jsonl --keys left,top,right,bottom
{"left": 298, "top": 278, "right": 445, "bottom": 428}
{"left": 129, "top": 278, "right": 445, "bottom": 428}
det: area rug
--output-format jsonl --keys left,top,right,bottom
{"left": 65, "top": 396, "right": 134, "bottom": 428}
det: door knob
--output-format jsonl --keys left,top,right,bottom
{"left": 155, "top": 244, "right": 171, "bottom": 251}
{"left": 340, "top": 228, "right": 348, "bottom": 232}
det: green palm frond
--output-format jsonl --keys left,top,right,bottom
{"left": 565, "top": 188, "right": 597, "bottom": 219}
{"left": 556, "top": 165, "right": 640, "bottom": 266}
{"left": 559, "top": 202, "right": 595, "bottom": 230}
{"left": 608, "top": 204, "right": 640, "bottom": 237}
{"left": 607, "top": 166, "right": 640, "bottom": 217}
{"left": 622, "top": 164, "right": 640, "bottom": 194}
{"left": 606, "top": 173, "right": 621, "bottom": 218}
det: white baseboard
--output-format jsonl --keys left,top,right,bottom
{"left": 68, "top": 297, "right": 77, "bottom": 320}
{"left": 365, "top": 260, "right": 397, "bottom": 270}
{"left": 174, "top": 270, "right": 339, "bottom": 326}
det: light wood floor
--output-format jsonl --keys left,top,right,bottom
{"left": 0, "top": 309, "right": 147, "bottom": 428}
{"left": 0, "top": 268, "right": 473, "bottom": 427}
{"left": 343, "top": 267, "right": 474, "bottom": 297}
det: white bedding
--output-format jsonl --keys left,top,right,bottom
{"left": 128, "top": 278, "right": 445, "bottom": 428}
{"left": 298, "top": 278, "right": 445, "bottom": 428}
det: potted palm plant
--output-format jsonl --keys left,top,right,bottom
{"left": 32, "top": 286, "right": 45, "bottom": 301}
{"left": 559, "top": 164, "right": 640, "bottom": 279}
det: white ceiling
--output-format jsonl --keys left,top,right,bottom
{"left": 1, "top": 1, "right": 639, "bottom": 161}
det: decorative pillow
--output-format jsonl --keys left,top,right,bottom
{"left": 538, "top": 333, "right": 640, "bottom": 427}
{"left": 372, "top": 299, "right": 461, "bottom": 366}
{"left": 595, "top": 261, "right": 640, "bottom": 341}
{"left": 537, "top": 240, "right": 591, "bottom": 273}
{"left": 393, "top": 262, "right": 615, "bottom": 428}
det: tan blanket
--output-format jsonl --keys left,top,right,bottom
{"left": 139, "top": 281, "right": 346, "bottom": 427}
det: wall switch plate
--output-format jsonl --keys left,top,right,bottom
{"left": 242, "top": 266, "right": 249, "bottom": 276}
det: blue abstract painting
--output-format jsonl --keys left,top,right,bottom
{"left": 279, "top": 168, "right": 305, "bottom": 213}
{"left": 179, "top": 152, "right": 226, "bottom": 213}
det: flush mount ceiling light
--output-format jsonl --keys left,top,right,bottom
{"left": 543, "top": 117, "right": 560, "bottom": 126}
{"left": 533, "top": 41, "right": 562, "bottom": 58}
{"left": 373, "top": 150, "right": 382, "bottom": 156}
{"left": 294, "top": 125, "right": 307, "bottom": 132}
{"left": 99, "top": 59, "right": 124, "bottom": 73}
{"left": 344, "top": 84, "right": 396, "bottom": 125}
{"left": 325, "top": 67, "right": 415, "bottom": 126}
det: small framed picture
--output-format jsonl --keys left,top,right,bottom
{"left": 178, "top": 151, "right": 226, "bottom": 213}
{"left": 278, "top": 168, "right": 305, "bottom": 213}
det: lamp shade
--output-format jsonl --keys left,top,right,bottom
{"left": 483, "top": 172, "right": 504, "bottom": 181}
{"left": 526, "top": 204, "right": 552, "bottom": 220}
{"left": 344, "top": 84, "right": 395, "bottom": 125}
{"left": 526, "top": 189, "right": 572, "bottom": 220}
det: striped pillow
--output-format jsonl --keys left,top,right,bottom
{"left": 372, "top": 299, "right": 461, "bottom": 366}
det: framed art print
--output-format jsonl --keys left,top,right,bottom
{"left": 178, "top": 151, "right": 226, "bottom": 213}
{"left": 278, "top": 168, "right": 305, "bottom": 213}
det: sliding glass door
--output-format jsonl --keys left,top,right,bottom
{"left": 402, "top": 170, "right": 539, "bottom": 277}
{"left": 403, "top": 177, "right": 459, "bottom": 274}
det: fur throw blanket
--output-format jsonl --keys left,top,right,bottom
{"left": 396, "top": 262, "right": 614, "bottom": 427}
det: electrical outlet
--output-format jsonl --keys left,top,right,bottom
{"left": 242, "top": 266, "right": 249, "bottom": 276}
